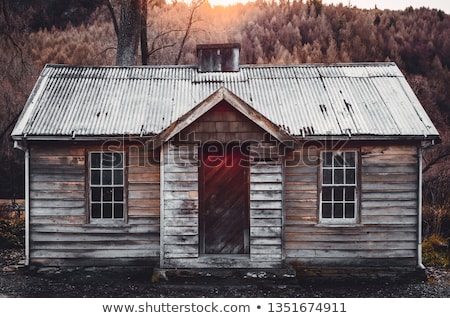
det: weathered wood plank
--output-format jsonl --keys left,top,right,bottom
{"left": 164, "top": 235, "right": 198, "bottom": 245}
{"left": 164, "top": 190, "right": 198, "bottom": 200}
{"left": 31, "top": 207, "right": 86, "bottom": 216}
{"left": 251, "top": 218, "right": 282, "bottom": 227}
{"left": 31, "top": 174, "right": 84, "bottom": 183}
{"left": 250, "top": 201, "right": 283, "bottom": 209}
{"left": 128, "top": 190, "right": 160, "bottom": 200}
{"left": 285, "top": 249, "right": 416, "bottom": 259}
{"left": 164, "top": 226, "right": 198, "bottom": 236}
{"left": 285, "top": 231, "right": 417, "bottom": 242}
{"left": 250, "top": 227, "right": 282, "bottom": 236}
{"left": 31, "top": 182, "right": 85, "bottom": 192}
{"left": 163, "top": 245, "right": 198, "bottom": 254}
{"left": 31, "top": 224, "right": 156, "bottom": 234}
{"left": 30, "top": 241, "right": 159, "bottom": 250}
{"left": 361, "top": 200, "right": 417, "bottom": 208}
{"left": 164, "top": 199, "right": 198, "bottom": 210}
{"left": 30, "top": 191, "right": 85, "bottom": 200}
{"left": 251, "top": 183, "right": 283, "bottom": 191}
{"left": 30, "top": 215, "right": 85, "bottom": 225}
{"left": 250, "top": 174, "right": 282, "bottom": 183}
{"left": 285, "top": 241, "right": 416, "bottom": 250}
{"left": 31, "top": 249, "right": 156, "bottom": 258}
{"left": 163, "top": 256, "right": 281, "bottom": 269}
{"left": 30, "top": 199, "right": 85, "bottom": 209}
{"left": 164, "top": 217, "right": 198, "bottom": 227}
{"left": 250, "top": 191, "right": 282, "bottom": 201}
{"left": 250, "top": 245, "right": 282, "bottom": 255}
{"left": 164, "top": 209, "right": 198, "bottom": 218}
{"left": 164, "top": 172, "right": 198, "bottom": 181}
{"left": 251, "top": 237, "right": 282, "bottom": 245}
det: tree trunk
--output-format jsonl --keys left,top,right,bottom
{"left": 140, "top": 0, "right": 149, "bottom": 65}
{"left": 116, "top": 0, "right": 141, "bottom": 66}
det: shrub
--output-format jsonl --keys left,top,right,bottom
{"left": 422, "top": 203, "right": 450, "bottom": 239}
{"left": 0, "top": 219, "right": 25, "bottom": 248}
{"left": 422, "top": 234, "right": 449, "bottom": 267}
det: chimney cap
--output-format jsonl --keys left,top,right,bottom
{"left": 196, "top": 43, "right": 241, "bottom": 53}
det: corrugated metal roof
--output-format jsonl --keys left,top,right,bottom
{"left": 12, "top": 62, "right": 439, "bottom": 140}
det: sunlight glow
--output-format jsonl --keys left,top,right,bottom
{"left": 206, "top": 0, "right": 253, "bottom": 7}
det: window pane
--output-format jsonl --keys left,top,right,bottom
{"left": 334, "top": 169, "right": 344, "bottom": 184}
{"left": 114, "top": 187, "right": 124, "bottom": 201}
{"left": 91, "top": 187, "right": 101, "bottom": 202}
{"left": 334, "top": 187, "right": 344, "bottom": 201}
{"left": 114, "top": 203, "right": 124, "bottom": 218}
{"left": 113, "top": 153, "right": 123, "bottom": 168}
{"left": 346, "top": 169, "right": 356, "bottom": 184}
{"left": 323, "top": 152, "right": 333, "bottom": 167}
{"left": 334, "top": 203, "right": 343, "bottom": 218}
{"left": 92, "top": 203, "right": 101, "bottom": 218}
{"left": 91, "top": 153, "right": 101, "bottom": 168}
{"left": 102, "top": 153, "right": 115, "bottom": 167}
{"left": 102, "top": 170, "right": 112, "bottom": 185}
{"left": 345, "top": 203, "right": 355, "bottom": 218}
{"left": 114, "top": 169, "right": 123, "bottom": 185}
{"left": 103, "top": 203, "right": 112, "bottom": 218}
{"left": 322, "top": 203, "right": 332, "bottom": 218}
{"left": 334, "top": 154, "right": 344, "bottom": 167}
{"left": 345, "top": 187, "right": 355, "bottom": 201}
{"left": 322, "top": 187, "right": 332, "bottom": 201}
{"left": 344, "top": 152, "right": 355, "bottom": 167}
{"left": 323, "top": 169, "right": 332, "bottom": 184}
{"left": 91, "top": 170, "right": 101, "bottom": 185}
{"left": 103, "top": 187, "right": 113, "bottom": 201}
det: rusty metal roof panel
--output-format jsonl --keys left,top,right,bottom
{"left": 12, "top": 63, "right": 439, "bottom": 140}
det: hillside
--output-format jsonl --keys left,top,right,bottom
{"left": 0, "top": 0, "right": 449, "bottom": 204}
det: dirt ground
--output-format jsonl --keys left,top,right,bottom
{"left": 1, "top": 248, "right": 450, "bottom": 298}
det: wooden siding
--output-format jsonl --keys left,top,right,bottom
{"left": 285, "top": 145, "right": 419, "bottom": 267}
{"left": 249, "top": 159, "right": 283, "bottom": 264}
{"left": 29, "top": 142, "right": 160, "bottom": 266}
{"left": 161, "top": 142, "right": 199, "bottom": 267}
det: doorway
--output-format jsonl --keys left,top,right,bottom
{"left": 199, "top": 143, "right": 249, "bottom": 254}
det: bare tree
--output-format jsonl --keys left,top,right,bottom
{"left": 174, "top": 0, "right": 205, "bottom": 65}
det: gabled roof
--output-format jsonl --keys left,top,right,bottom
{"left": 11, "top": 63, "right": 439, "bottom": 141}
{"left": 156, "top": 87, "right": 294, "bottom": 145}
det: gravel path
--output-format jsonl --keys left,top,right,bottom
{"left": 1, "top": 248, "right": 449, "bottom": 298}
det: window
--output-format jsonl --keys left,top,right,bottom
{"left": 320, "top": 151, "right": 357, "bottom": 224}
{"left": 89, "top": 152, "right": 125, "bottom": 222}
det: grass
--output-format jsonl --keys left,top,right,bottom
{"left": 422, "top": 234, "right": 449, "bottom": 268}
{"left": 0, "top": 218, "right": 25, "bottom": 248}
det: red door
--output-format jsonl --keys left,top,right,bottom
{"left": 199, "top": 144, "right": 249, "bottom": 254}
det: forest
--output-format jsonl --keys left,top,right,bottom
{"left": 0, "top": 0, "right": 449, "bottom": 238}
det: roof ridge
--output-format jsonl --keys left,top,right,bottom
{"left": 44, "top": 62, "right": 397, "bottom": 70}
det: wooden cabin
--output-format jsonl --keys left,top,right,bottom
{"left": 12, "top": 44, "right": 439, "bottom": 271}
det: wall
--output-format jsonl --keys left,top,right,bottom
{"left": 285, "top": 143, "right": 419, "bottom": 268}
{"left": 28, "top": 141, "right": 160, "bottom": 266}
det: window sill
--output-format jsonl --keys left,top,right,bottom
{"left": 315, "top": 223, "right": 363, "bottom": 228}
{"left": 82, "top": 222, "right": 130, "bottom": 228}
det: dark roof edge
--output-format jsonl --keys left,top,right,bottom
{"left": 12, "top": 133, "right": 439, "bottom": 143}
{"left": 42, "top": 61, "right": 398, "bottom": 70}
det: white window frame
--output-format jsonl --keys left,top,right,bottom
{"left": 319, "top": 150, "right": 358, "bottom": 225}
{"left": 88, "top": 151, "right": 126, "bottom": 224}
